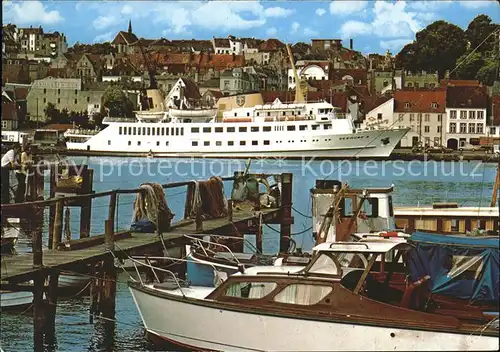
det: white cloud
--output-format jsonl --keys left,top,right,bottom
{"left": 380, "top": 38, "right": 413, "bottom": 51}
{"left": 339, "top": 20, "right": 372, "bottom": 38}
{"left": 93, "top": 15, "right": 120, "bottom": 30}
{"left": 329, "top": 0, "right": 369, "bottom": 16}
{"left": 93, "top": 32, "right": 114, "bottom": 43}
{"left": 264, "top": 7, "right": 294, "bottom": 18}
{"left": 121, "top": 5, "right": 134, "bottom": 15}
{"left": 266, "top": 27, "right": 278, "bottom": 37}
{"left": 406, "top": 1, "right": 453, "bottom": 11}
{"left": 316, "top": 8, "right": 326, "bottom": 16}
{"left": 304, "top": 28, "right": 319, "bottom": 37}
{"left": 339, "top": 1, "right": 425, "bottom": 39}
{"left": 291, "top": 22, "right": 300, "bottom": 34}
{"left": 459, "top": 0, "right": 496, "bottom": 9}
{"left": 3, "top": 0, "right": 64, "bottom": 25}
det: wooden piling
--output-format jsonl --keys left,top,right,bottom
{"left": 195, "top": 210, "right": 203, "bottom": 231}
{"left": 89, "top": 263, "right": 97, "bottom": 323}
{"left": 51, "top": 197, "right": 64, "bottom": 250}
{"left": 100, "top": 258, "right": 117, "bottom": 320}
{"left": 32, "top": 271, "right": 45, "bottom": 352}
{"left": 48, "top": 166, "right": 56, "bottom": 248}
{"left": 44, "top": 273, "right": 59, "bottom": 346}
{"left": 80, "top": 169, "right": 94, "bottom": 239}
{"left": 184, "top": 182, "right": 195, "bottom": 219}
{"left": 32, "top": 220, "right": 43, "bottom": 268}
{"left": 279, "top": 173, "right": 293, "bottom": 253}
{"left": 104, "top": 220, "right": 114, "bottom": 251}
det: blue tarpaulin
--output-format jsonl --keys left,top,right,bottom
{"left": 408, "top": 231, "right": 499, "bottom": 304}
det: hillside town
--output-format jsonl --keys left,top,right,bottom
{"left": 2, "top": 16, "right": 500, "bottom": 151}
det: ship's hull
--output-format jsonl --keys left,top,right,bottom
{"left": 66, "top": 127, "right": 409, "bottom": 159}
{"left": 129, "top": 283, "right": 498, "bottom": 351}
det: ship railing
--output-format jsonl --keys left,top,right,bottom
{"left": 184, "top": 234, "right": 245, "bottom": 264}
{"left": 102, "top": 116, "right": 137, "bottom": 123}
{"left": 127, "top": 256, "right": 189, "bottom": 297}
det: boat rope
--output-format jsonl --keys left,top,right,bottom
{"left": 132, "top": 182, "right": 174, "bottom": 232}
{"left": 263, "top": 222, "right": 312, "bottom": 236}
{"left": 291, "top": 206, "right": 312, "bottom": 219}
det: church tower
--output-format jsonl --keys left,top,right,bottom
{"left": 128, "top": 19, "right": 132, "bottom": 34}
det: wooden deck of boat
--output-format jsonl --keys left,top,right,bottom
{"left": 1, "top": 207, "right": 280, "bottom": 283}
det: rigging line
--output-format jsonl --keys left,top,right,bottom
{"left": 449, "top": 28, "right": 500, "bottom": 77}
{"left": 263, "top": 222, "right": 312, "bottom": 236}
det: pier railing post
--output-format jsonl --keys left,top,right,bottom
{"left": 105, "top": 192, "right": 116, "bottom": 251}
{"left": 195, "top": 209, "right": 203, "bottom": 232}
{"left": 279, "top": 173, "right": 293, "bottom": 253}
{"left": 32, "top": 208, "right": 43, "bottom": 268}
{"left": 52, "top": 196, "right": 64, "bottom": 250}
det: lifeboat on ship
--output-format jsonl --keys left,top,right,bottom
{"left": 222, "top": 117, "right": 253, "bottom": 123}
{"left": 169, "top": 108, "right": 217, "bottom": 119}
{"left": 135, "top": 111, "right": 168, "bottom": 122}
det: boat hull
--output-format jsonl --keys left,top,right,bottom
{"left": 0, "top": 290, "right": 33, "bottom": 310}
{"left": 129, "top": 283, "right": 498, "bottom": 351}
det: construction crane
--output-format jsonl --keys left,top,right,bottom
{"left": 285, "top": 44, "right": 306, "bottom": 104}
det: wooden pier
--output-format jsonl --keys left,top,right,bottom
{"left": 1, "top": 165, "right": 294, "bottom": 351}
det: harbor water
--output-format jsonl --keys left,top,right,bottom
{"left": 1, "top": 157, "right": 496, "bottom": 351}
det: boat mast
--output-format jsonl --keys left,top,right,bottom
{"left": 286, "top": 44, "right": 305, "bottom": 104}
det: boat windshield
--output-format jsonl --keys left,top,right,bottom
{"left": 304, "top": 253, "right": 341, "bottom": 276}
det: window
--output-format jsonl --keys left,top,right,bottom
{"left": 450, "top": 123, "right": 457, "bottom": 133}
{"left": 152, "top": 128, "right": 155, "bottom": 136}
{"left": 469, "top": 111, "right": 475, "bottom": 119}
{"left": 451, "top": 219, "right": 459, "bottom": 232}
{"left": 138, "top": 141, "right": 141, "bottom": 146}
{"left": 240, "top": 141, "right": 246, "bottom": 146}
{"left": 450, "top": 110, "right": 457, "bottom": 119}
{"left": 437, "top": 114, "right": 442, "bottom": 122}
{"left": 287, "top": 125, "right": 296, "bottom": 131}
{"left": 263, "top": 126, "right": 271, "bottom": 132}
{"left": 57, "top": 89, "right": 60, "bottom": 95}
{"left": 156, "top": 141, "right": 160, "bottom": 146}
{"left": 119, "top": 127, "right": 122, "bottom": 135}
{"left": 108, "top": 140, "right": 111, "bottom": 145}
{"left": 490, "top": 127, "right": 496, "bottom": 135}
{"left": 437, "top": 126, "right": 441, "bottom": 133}
{"left": 460, "top": 111, "right": 467, "bottom": 119}
{"left": 407, "top": 83, "right": 413, "bottom": 88}
{"left": 128, "top": 141, "right": 131, "bottom": 146}
{"left": 225, "top": 282, "right": 277, "bottom": 299}
{"left": 377, "top": 113, "right": 382, "bottom": 120}
{"left": 251, "top": 126, "right": 259, "bottom": 132}
{"left": 252, "top": 140, "right": 258, "bottom": 146}
{"left": 87, "top": 97, "right": 90, "bottom": 103}
{"left": 133, "top": 127, "right": 136, "bottom": 135}
{"left": 415, "top": 82, "right": 419, "bottom": 88}
{"left": 263, "top": 140, "right": 270, "bottom": 145}
{"left": 239, "top": 127, "right": 247, "bottom": 132}
{"left": 409, "top": 114, "right": 415, "bottom": 122}
{"left": 424, "top": 114, "right": 430, "bottom": 122}
{"left": 147, "top": 128, "right": 151, "bottom": 136}
{"left": 460, "top": 123, "right": 467, "bottom": 133}
{"left": 192, "top": 141, "right": 198, "bottom": 146}
{"left": 43, "top": 98, "right": 46, "bottom": 103}
{"left": 216, "top": 141, "right": 222, "bottom": 146}
{"left": 74, "top": 99, "right": 78, "bottom": 104}
{"left": 424, "top": 126, "right": 430, "bottom": 133}
{"left": 299, "top": 125, "right": 307, "bottom": 131}
{"left": 477, "top": 124, "right": 483, "bottom": 134}
{"left": 431, "top": 102, "right": 437, "bottom": 109}
{"left": 227, "top": 127, "right": 235, "bottom": 133}
{"left": 204, "top": 141, "right": 210, "bottom": 146}
{"left": 203, "top": 127, "right": 211, "bottom": 133}
{"left": 477, "top": 111, "right": 484, "bottom": 119}
{"left": 57, "top": 98, "right": 60, "bottom": 104}
{"left": 323, "top": 124, "right": 332, "bottom": 130}
{"left": 404, "top": 102, "right": 410, "bottom": 108}
{"left": 43, "top": 88, "right": 46, "bottom": 94}
{"left": 228, "top": 141, "right": 234, "bottom": 146}
{"left": 273, "top": 284, "right": 332, "bottom": 306}
{"left": 469, "top": 123, "right": 475, "bottom": 134}
{"left": 215, "top": 127, "right": 223, "bottom": 133}
{"left": 191, "top": 127, "right": 200, "bottom": 133}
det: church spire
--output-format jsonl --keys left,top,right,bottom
{"left": 128, "top": 19, "right": 132, "bottom": 34}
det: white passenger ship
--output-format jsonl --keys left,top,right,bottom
{"left": 65, "top": 95, "right": 408, "bottom": 159}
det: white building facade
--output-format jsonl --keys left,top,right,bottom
{"left": 445, "top": 107, "right": 486, "bottom": 149}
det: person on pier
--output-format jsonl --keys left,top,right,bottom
{"left": 1, "top": 143, "right": 21, "bottom": 204}
{"left": 14, "top": 145, "right": 33, "bottom": 203}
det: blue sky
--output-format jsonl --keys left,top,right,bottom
{"left": 3, "top": 1, "right": 500, "bottom": 54}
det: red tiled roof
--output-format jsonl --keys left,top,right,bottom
{"left": 213, "top": 38, "right": 230, "bottom": 48}
{"left": 205, "top": 89, "right": 224, "bottom": 99}
{"left": 328, "top": 68, "right": 367, "bottom": 85}
{"left": 14, "top": 87, "right": 29, "bottom": 100}
{"left": 492, "top": 95, "right": 500, "bottom": 126}
{"left": 112, "top": 31, "right": 139, "bottom": 45}
{"left": 361, "top": 95, "right": 392, "bottom": 114}
{"left": 147, "top": 52, "right": 245, "bottom": 71}
{"left": 1, "top": 101, "right": 17, "bottom": 120}
{"left": 308, "top": 79, "right": 346, "bottom": 92}
{"left": 446, "top": 86, "right": 488, "bottom": 109}
{"left": 258, "top": 38, "right": 285, "bottom": 51}
{"left": 394, "top": 89, "right": 446, "bottom": 113}
{"left": 46, "top": 68, "right": 70, "bottom": 78}
{"left": 44, "top": 124, "right": 74, "bottom": 131}
{"left": 2, "top": 64, "right": 30, "bottom": 84}
{"left": 440, "top": 79, "right": 480, "bottom": 87}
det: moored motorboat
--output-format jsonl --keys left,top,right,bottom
{"left": 129, "top": 240, "right": 498, "bottom": 351}
{"left": 0, "top": 290, "right": 33, "bottom": 310}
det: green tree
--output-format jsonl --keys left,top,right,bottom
{"left": 102, "top": 85, "right": 135, "bottom": 118}
{"left": 465, "top": 15, "right": 498, "bottom": 54}
{"left": 454, "top": 52, "right": 485, "bottom": 80}
{"left": 476, "top": 58, "right": 498, "bottom": 86}
{"left": 43, "top": 102, "right": 59, "bottom": 122}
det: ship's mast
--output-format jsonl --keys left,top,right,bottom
{"left": 286, "top": 44, "right": 305, "bottom": 104}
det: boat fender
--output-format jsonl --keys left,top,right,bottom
{"left": 379, "top": 231, "right": 399, "bottom": 238}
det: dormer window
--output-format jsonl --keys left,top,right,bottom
{"left": 431, "top": 102, "right": 437, "bottom": 108}
{"left": 404, "top": 102, "right": 410, "bottom": 108}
